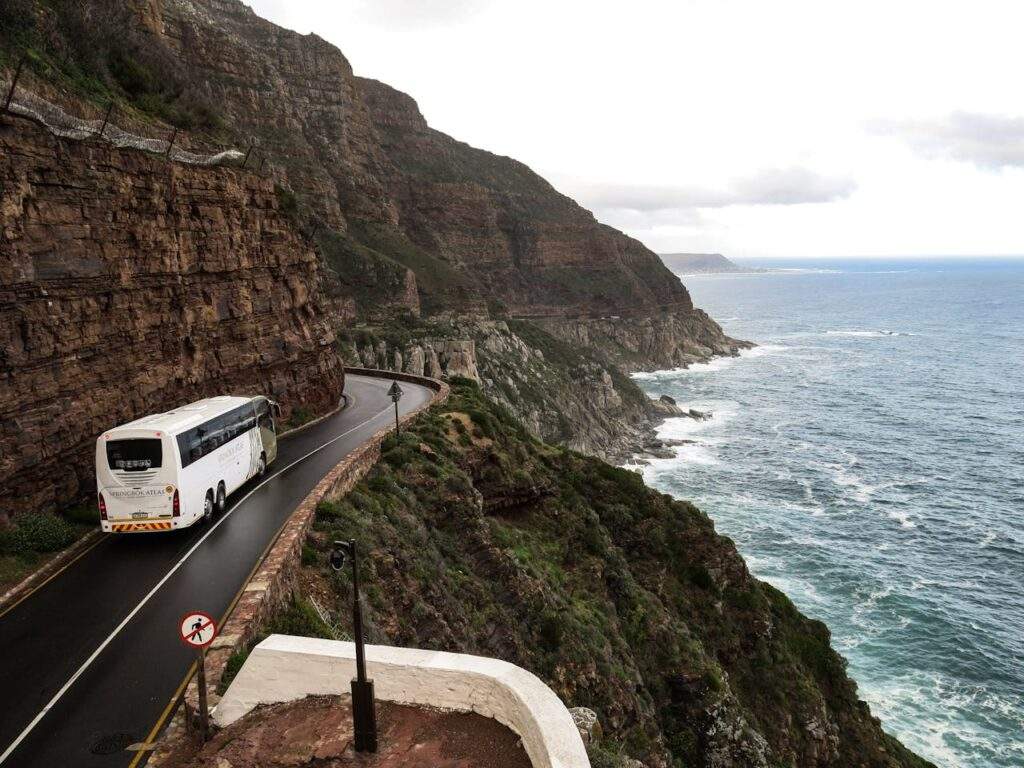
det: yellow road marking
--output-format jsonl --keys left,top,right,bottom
{"left": 126, "top": 660, "right": 196, "bottom": 768}
{"left": 128, "top": 480, "right": 314, "bottom": 764}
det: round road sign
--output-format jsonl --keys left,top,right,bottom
{"left": 179, "top": 611, "right": 217, "bottom": 649}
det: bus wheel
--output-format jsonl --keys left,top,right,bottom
{"left": 216, "top": 483, "right": 226, "bottom": 513}
{"left": 203, "top": 490, "right": 214, "bottom": 523}
{"left": 257, "top": 453, "right": 267, "bottom": 477}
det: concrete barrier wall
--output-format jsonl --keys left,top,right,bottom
{"left": 217, "top": 634, "right": 591, "bottom": 768}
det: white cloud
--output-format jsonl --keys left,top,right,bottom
{"left": 352, "top": 0, "right": 493, "bottom": 28}
{"left": 871, "top": 112, "right": 1024, "bottom": 171}
{"left": 569, "top": 167, "right": 854, "bottom": 212}
{"left": 561, "top": 168, "right": 855, "bottom": 234}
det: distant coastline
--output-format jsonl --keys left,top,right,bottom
{"left": 659, "top": 252, "right": 769, "bottom": 275}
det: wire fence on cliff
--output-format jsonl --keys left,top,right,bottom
{"left": 1, "top": 58, "right": 247, "bottom": 168}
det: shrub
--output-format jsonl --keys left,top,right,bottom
{"left": 448, "top": 375, "right": 479, "bottom": 390}
{"left": 0, "top": 514, "right": 78, "bottom": 555}
{"left": 286, "top": 405, "right": 313, "bottom": 429}
{"left": 63, "top": 504, "right": 99, "bottom": 526}
{"left": 275, "top": 184, "right": 299, "bottom": 217}
{"left": 301, "top": 544, "right": 318, "bottom": 567}
{"left": 315, "top": 500, "right": 342, "bottom": 521}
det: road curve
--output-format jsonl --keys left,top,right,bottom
{"left": 0, "top": 374, "right": 435, "bottom": 768}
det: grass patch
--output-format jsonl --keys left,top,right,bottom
{"left": 0, "top": 508, "right": 95, "bottom": 592}
{"left": 286, "top": 406, "right": 314, "bottom": 430}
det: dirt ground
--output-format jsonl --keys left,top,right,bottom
{"left": 167, "top": 694, "right": 533, "bottom": 768}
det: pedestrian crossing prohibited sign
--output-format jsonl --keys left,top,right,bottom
{"left": 179, "top": 611, "right": 217, "bottom": 649}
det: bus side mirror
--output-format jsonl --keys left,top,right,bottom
{"left": 270, "top": 401, "right": 282, "bottom": 418}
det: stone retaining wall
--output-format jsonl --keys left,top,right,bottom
{"left": 151, "top": 370, "right": 448, "bottom": 760}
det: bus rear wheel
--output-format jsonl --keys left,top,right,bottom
{"left": 203, "top": 490, "right": 214, "bottom": 523}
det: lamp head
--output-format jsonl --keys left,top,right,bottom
{"left": 329, "top": 540, "right": 354, "bottom": 572}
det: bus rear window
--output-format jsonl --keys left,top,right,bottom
{"left": 106, "top": 439, "right": 163, "bottom": 471}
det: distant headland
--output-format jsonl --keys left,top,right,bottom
{"left": 659, "top": 252, "right": 768, "bottom": 274}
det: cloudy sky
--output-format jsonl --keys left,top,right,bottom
{"left": 248, "top": 0, "right": 1024, "bottom": 258}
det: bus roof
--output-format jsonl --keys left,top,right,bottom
{"left": 104, "top": 396, "right": 261, "bottom": 438}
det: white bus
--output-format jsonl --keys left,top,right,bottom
{"left": 95, "top": 395, "right": 280, "bottom": 533}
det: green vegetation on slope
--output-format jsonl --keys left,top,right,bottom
{"left": 286, "top": 379, "right": 932, "bottom": 768}
{"left": 0, "top": 0, "right": 222, "bottom": 132}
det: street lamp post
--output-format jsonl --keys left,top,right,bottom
{"left": 330, "top": 539, "right": 378, "bottom": 752}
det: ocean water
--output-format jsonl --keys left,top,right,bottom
{"left": 632, "top": 259, "right": 1024, "bottom": 768}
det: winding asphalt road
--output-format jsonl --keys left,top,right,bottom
{"left": 0, "top": 374, "right": 434, "bottom": 768}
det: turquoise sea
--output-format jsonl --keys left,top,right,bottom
{"left": 633, "top": 258, "right": 1023, "bottom": 767}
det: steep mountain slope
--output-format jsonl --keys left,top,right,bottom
{"left": 142, "top": 0, "right": 739, "bottom": 355}
{"left": 356, "top": 76, "right": 694, "bottom": 316}
{"left": 295, "top": 380, "right": 934, "bottom": 768}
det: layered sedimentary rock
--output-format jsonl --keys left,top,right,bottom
{"left": 0, "top": 115, "right": 344, "bottom": 516}
{"left": 356, "top": 76, "right": 696, "bottom": 317}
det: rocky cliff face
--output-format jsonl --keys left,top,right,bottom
{"left": 0, "top": 114, "right": 343, "bottom": 516}
{"left": 539, "top": 309, "right": 750, "bottom": 372}
{"left": 356, "top": 76, "right": 696, "bottom": 316}
{"left": 339, "top": 318, "right": 674, "bottom": 461}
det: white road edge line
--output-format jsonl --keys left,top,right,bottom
{"left": 0, "top": 391, "right": 413, "bottom": 765}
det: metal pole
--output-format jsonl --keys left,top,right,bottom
{"left": 196, "top": 648, "right": 209, "bottom": 741}
{"left": 166, "top": 127, "right": 178, "bottom": 157}
{"left": 351, "top": 541, "right": 366, "bottom": 683}
{"left": 349, "top": 541, "right": 377, "bottom": 752}
{"left": 97, "top": 101, "right": 114, "bottom": 138}
{"left": 241, "top": 144, "right": 253, "bottom": 168}
{"left": 4, "top": 55, "right": 26, "bottom": 113}
{"left": 394, "top": 400, "right": 400, "bottom": 435}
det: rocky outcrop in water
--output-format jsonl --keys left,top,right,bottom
{"left": 538, "top": 310, "right": 750, "bottom": 372}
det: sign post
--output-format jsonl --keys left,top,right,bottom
{"left": 388, "top": 380, "right": 403, "bottom": 435}
{"left": 179, "top": 611, "right": 218, "bottom": 741}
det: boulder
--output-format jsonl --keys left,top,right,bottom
{"left": 569, "top": 707, "right": 601, "bottom": 745}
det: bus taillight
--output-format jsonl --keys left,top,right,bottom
{"left": 98, "top": 493, "right": 107, "bottom": 521}
{"left": 172, "top": 489, "right": 180, "bottom": 517}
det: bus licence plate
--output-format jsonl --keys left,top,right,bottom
{"left": 131, "top": 511, "right": 147, "bottom": 519}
